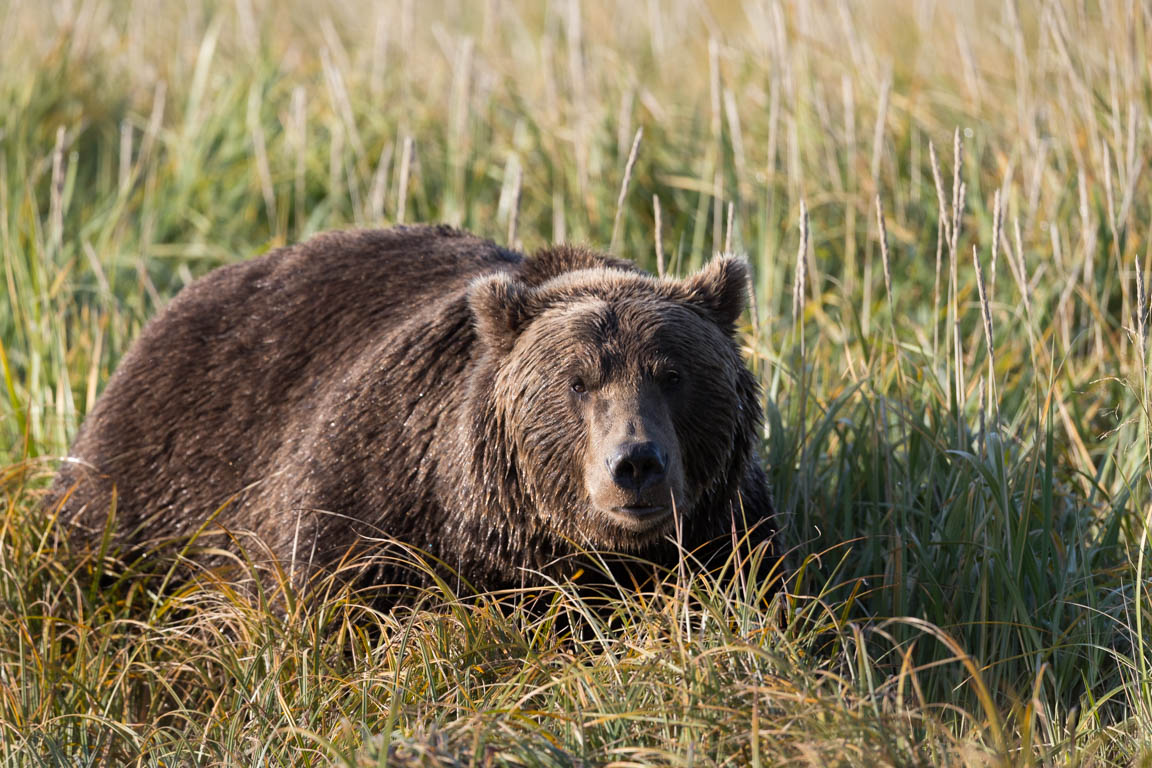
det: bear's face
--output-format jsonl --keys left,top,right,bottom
{"left": 469, "top": 256, "right": 755, "bottom": 551}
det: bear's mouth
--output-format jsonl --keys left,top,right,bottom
{"left": 607, "top": 504, "right": 672, "bottom": 529}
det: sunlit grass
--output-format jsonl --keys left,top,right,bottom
{"left": 3, "top": 0, "right": 1152, "bottom": 764}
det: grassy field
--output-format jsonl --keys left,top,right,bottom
{"left": 2, "top": 0, "right": 1151, "bottom": 764}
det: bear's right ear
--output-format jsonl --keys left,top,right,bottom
{"left": 467, "top": 273, "right": 536, "bottom": 353}
{"left": 678, "top": 255, "right": 750, "bottom": 333}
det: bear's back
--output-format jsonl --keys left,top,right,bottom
{"left": 51, "top": 226, "right": 519, "bottom": 543}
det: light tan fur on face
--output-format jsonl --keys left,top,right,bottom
{"left": 581, "top": 379, "right": 685, "bottom": 533}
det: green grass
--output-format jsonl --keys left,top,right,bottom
{"left": 3, "top": 0, "right": 1152, "bottom": 764}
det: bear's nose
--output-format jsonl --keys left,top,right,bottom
{"left": 608, "top": 442, "right": 668, "bottom": 491}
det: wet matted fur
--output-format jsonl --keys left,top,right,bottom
{"left": 48, "top": 226, "right": 774, "bottom": 594}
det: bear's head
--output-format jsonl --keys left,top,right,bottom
{"left": 467, "top": 254, "right": 760, "bottom": 552}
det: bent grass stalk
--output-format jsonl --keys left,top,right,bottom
{"left": 610, "top": 127, "right": 643, "bottom": 254}
{"left": 973, "top": 244, "right": 995, "bottom": 415}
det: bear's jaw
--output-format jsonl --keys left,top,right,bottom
{"left": 579, "top": 488, "right": 699, "bottom": 550}
{"left": 603, "top": 503, "right": 673, "bottom": 531}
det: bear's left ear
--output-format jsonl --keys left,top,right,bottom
{"left": 679, "top": 255, "right": 750, "bottom": 332}
{"left": 467, "top": 272, "right": 538, "bottom": 353}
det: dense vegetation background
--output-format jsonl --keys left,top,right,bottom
{"left": 2, "top": 0, "right": 1151, "bottom": 764}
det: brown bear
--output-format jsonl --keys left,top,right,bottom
{"left": 48, "top": 225, "right": 773, "bottom": 594}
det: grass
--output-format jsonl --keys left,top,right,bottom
{"left": 2, "top": 0, "right": 1152, "bottom": 764}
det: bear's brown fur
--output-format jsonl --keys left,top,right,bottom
{"left": 48, "top": 226, "right": 773, "bottom": 593}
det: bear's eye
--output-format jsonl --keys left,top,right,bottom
{"left": 661, "top": 370, "right": 682, "bottom": 388}
{"left": 570, "top": 377, "right": 587, "bottom": 395}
